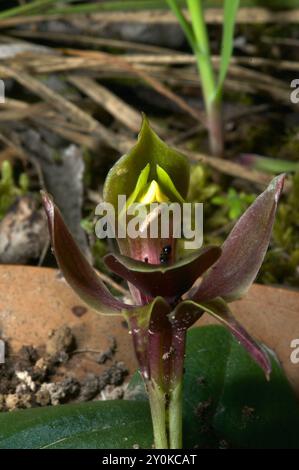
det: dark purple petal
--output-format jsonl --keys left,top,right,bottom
{"left": 104, "top": 246, "right": 221, "bottom": 299}
{"left": 190, "top": 174, "right": 285, "bottom": 302}
{"left": 193, "top": 298, "right": 271, "bottom": 379}
{"left": 41, "top": 191, "right": 129, "bottom": 315}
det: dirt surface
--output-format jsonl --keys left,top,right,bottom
{"left": 0, "top": 324, "right": 128, "bottom": 411}
{"left": 0, "top": 265, "right": 136, "bottom": 411}
{"left": 0, "top": 264, "right": 299, "bottom": 410}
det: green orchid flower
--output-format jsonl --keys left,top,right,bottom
{"left": 42, "top": 116, "right": 284, "bottom": 449}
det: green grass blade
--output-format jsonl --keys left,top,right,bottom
{"left": 186, "top": 0, "right": 217, "bottom": 105}
{"left": 241, "top": 154, "right": 299, "bottom": 174}
{"left": 0, "top": 0, "right": 60, "bottom": 20}
{"left": 187, "top": 0, "right": 210, "bottom": 56}
{"left": 0, "top": 1, "right": 186, "bottom": 19}
{"left": 166, "top": 0, "right": 196, "bottom": 51}
{"left": 216, "top": 0, "right": 240, "bottom": 97}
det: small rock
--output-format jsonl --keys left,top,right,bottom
{"left": 16, "top": 370, "right": 36, "bottom": 392}
{"left": 15, "top": 345, "right": 39, "bottom": 371}
{"left": 35, "top": 387, "right": 51, "bottom": 407}
{"left": 79, "top": 374, "right": 99, "bottom": 401}
{"left": 37, "top": 383, "right": 64, "bottom": 406}
{"left": 60, "top": 377, "right": 80, "bottom": 400}
{"left": 37, "top": 377, "right": 80, "bottom": 406}
{"left": 0, "top": 196, "right": 48, "bottom": 264}
{"left": 46, "top": 325, "right": 75, "bottom": 356}
{"left": 32, "top": 357, "right": 49, "bottom": 382}
{"left": 5, "top": 393, "right": 19, "bottom": 411}
{"left": 98, "top": 361, "right": 128, "bottom": 391}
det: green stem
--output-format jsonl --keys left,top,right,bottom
{"left": 169, "top": 381, "right": 183, "bottom": 449}
{"left": 147, "top": 381, "right": 169, "bottom": 449}
{"left": 185, "top": 0, "right": 223, "bottom": 155}
{"left": 167, "top": 327, "right": 187, "bottom": 449}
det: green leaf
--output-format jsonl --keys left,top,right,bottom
{"left": 216, "top": 0, "right": 240, "bottom": 96}
{"left": 129, "top": 326, "right": 299, "bottom": 449}
{"left": 0, "top": 401, "right": 152, "bottom": 449}
{"left": 240, "top": 154, "right": 299, "bottom": 175}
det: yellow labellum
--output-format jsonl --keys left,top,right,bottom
{"left": 138, "top": 180, "right": 169, "bottom": 204}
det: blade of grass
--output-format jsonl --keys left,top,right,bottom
{"left": 239, "top": 154, "right": 299, "bottom": 174}
{"left": 166, "top": 0, "right": 195, "bottom": 50}
{"left": 216, "top": 0, "right": 240, "bottom": 97}
{"left": 0, "top": 0, "right": 60, "bottom": 20}
{"left": 185, "top": 0, "right": 223, "bottom": 155}
{"left": 187, "top": 0, "right": 217, "bottom": 102}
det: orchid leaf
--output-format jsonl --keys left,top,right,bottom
{"left": 190, "top": 174, "right": 285, "bottom": 302}
{"left": 187, "top": 298, "right": 271, "bottom": 379}
{"left": 103, "top": 115, "right": 190, "bottom": 210}
{"left": 0, "top": 400, "right": 152, "bottom": 449}
{"left": 41, "top": 191, "right": 129, "bottom": 315}
{"left": 104, "top": 246, "right": 221, "bottom": 298}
